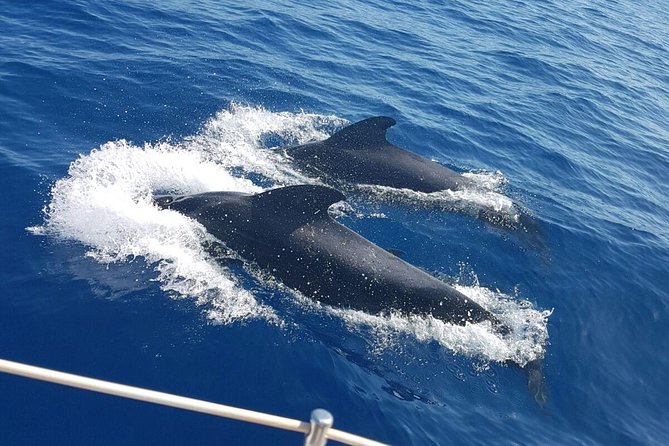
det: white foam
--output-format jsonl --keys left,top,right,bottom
{"left": 356, "top": 171, "right": 522, "bottom": 227}
{"left": 184, "top": 102, "right": 346, "bottom": 185}
{"left": 324, "top": 282, "right": 550, "bottom": 366}
{"left": 30, "top": 139, "right": 271, "bottom": 324}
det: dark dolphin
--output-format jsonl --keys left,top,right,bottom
{"left": 285, "top": 117, "right": 474, "bottom": 192}
{"left": 155, "top": 184, "right": 504, "bottom": 330}
{"left": 285, "top": 117, "right": 544, "bottom": 237}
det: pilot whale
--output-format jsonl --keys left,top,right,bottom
{"left": 155, "top": 185, "right": 504, "bottom": 330}
{"left": 285, "top": 117, "right": 474, "bottom": 192}
{"left": 155, "top": 184, "right": 547, "bottom": 403}
{"left": 285, "top": 116, "right": 544, "bottom": 236}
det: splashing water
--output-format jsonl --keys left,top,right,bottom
{"left": 323, "top": 283, "right": 550, "bottom": 366}
{"left": 29, "top": 140, "right": 270, "bottom": 323}
{"left": 30, "top": 104, "right": 548, "bottom": 364}
{"left": 184, "top": 102, "right": 347, "bottom": 185}
{"left": 355, "top": 171, "right": 524, "bottom": 228}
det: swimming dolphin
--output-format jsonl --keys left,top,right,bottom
{"left": 154, "top": 185, "right": 504, "bottom": 330}
{"left": 286, "top": 116, "right": 543, "bottom": 237}
{"left": 155, "top": 185, "right": 547, "bottom": 403}
{"left": 285, "top": 117, "right": 475, "bottom": 192}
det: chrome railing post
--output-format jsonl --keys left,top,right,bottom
{"left": 304, "top": 409, "right": 333, "bottom": 446}
{"left": 1, "top": 359, "right": 388, "bottom": 445}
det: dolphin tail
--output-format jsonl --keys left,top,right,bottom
{"left": 523, "top": 359, "right": 548, "bottom": 407}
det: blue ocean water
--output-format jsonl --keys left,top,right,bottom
{"left": 1, "top": 0, "right": 668, "bottom": 444}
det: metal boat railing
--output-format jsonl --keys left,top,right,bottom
{"left": 0, "top": 358, "right": 388, "bottom": 446}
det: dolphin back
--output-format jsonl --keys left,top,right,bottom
{"left": 252, "top": 185, "right": 345, "bottom": 223}
{"left": 285, "top": 117, "right": 471, "bottom": 192}
{"left": 325, "top": 116, "right": 396, "bottom": 149}
{"left": 154, "top": 186, "right": 346, "bottom": 245}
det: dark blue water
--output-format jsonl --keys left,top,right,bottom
{"left": 2, "top": 1, "right": 668, "bottom": 444}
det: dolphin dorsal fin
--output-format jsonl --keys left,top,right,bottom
{"left": 252, "top": 185, "right": 346, "bottom": 222}
{"left": 326, "top": 116, "right": 396, "bottom": 150}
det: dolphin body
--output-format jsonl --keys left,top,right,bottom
{"left": 155, "top": 184, "right": 548, "bottom": 404}
{"left": 285, "top": 117, "right": 474, "bottom": 192}
{"left": 285, "top": 116, "right": 543, "bottom": 236}
{"left": 155, "top": 184, "right": 503, "bottom": 330}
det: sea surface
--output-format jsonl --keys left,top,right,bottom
{"left": 1, "top": 1, "right": 668, "bottom": 444}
